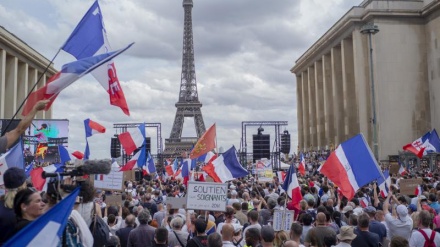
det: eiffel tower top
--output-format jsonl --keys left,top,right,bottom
{"left": 164, "top": 0, "right": 206, "bottom": 156}
{"left": 179, "top": 0, "right": 199, "bottom": 104}
{"left": 183, "top": 0, "right": 193, "bottom": 7}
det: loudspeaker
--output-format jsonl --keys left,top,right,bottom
{"left": 280, "top": 131, "right": 291, "bottom": 154}
{"left": 134, "top": 170, "right": 142, "bottom": 182}
{"left": 133, "top": 137, "right": 151, "bottom": 154}
{"left": 110, "top": 137, "right": 121, "bottom": 158}
{"left": 253, "top": 134, "right": 270, "bottom": 162}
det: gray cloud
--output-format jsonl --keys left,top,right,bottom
{"left": 0, "top": 0, "right": 362, "bottom": 158}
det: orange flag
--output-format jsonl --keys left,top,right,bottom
{"left": 190, "top": 123, "right": 216, "bottom": 159}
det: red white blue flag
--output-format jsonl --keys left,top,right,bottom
{"left": 22, "top": 44, "right": 133, "bottom": 116}
{"left": 318, "top": 134, "right": 383, "bottom": 200}
{"left": 61, "top": 0, "right": 130, "bottom": 116}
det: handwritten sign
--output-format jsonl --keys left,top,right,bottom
{"left": 273, "top": 210, "right": 295, "bottom": 231}
{"left": 93, "top": 166, "right": 124, "bottom": 191}
{"left": 186, "top": 181, "right": 227, "bottom": 211}
{"left": 257, "top": 168, "right": 273, "bottom": 182}
{"left": 105, "top": 195, "right": 122, "bottom": 206}
{"left": 399, "top": 178, "right": 423, "bottom": 195}
{"left": 166, "top": 196, "right": 187, "bottom": 209}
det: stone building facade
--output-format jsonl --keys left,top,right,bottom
{"left": 0, "top": 26, "right": 57, "bottom": 120}
{"left": 291, "top": 0, "right": 440, "bottom": 160}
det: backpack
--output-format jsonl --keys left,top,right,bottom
{"left": 61, "top": 218, "right": 83, "bottom": 247}
{"left": 306, "top": 209, "right": 317, "bottom": 221}
{"left": 89, "top": 204, "right": 110, "bottom": 247}
{"left": 419, "top": 229, "right": 436, "bottom": 247}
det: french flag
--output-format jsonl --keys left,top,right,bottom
{"left": 22, "top": 44, "right": 133, "bottom": 116}
{"left": 282, "top": 165, "right": 302, "bottom": 208}
{"left": 182, "top": 158, "right": 192, "bottom": 185}
{"left": 298, "top": 153, "right": 306, "bottom": 176}
{"left": 84, "top": 118, "right": 106, "bottom": 137}
{"left": 84, "top": 118, "right": 106, "bottom": 160}
{"left": 378, "top": 169, "right": 390, "bottom": 198}
{"left": 198, "top": 151, "right": 216, "bottom": 164}
{"left": 360, "top": 197, "right": 369, "bottom": 208}
{"left": 118, "top": 123, "right": 146, "bottom": 155}
{"left": 143, "top": 152, "right": 156, "bottom": 174}
{"left": 119, "top": 148, "right": 147, "bottom": 172}
{"left": 165, "top": 165, "right": 174, "bottom": 177}
{"left": 58, "top": 145, "right": 71, "bottom": 164}
{"left": 4, "top": 187, "right": 80, "bottom": 247}
{"left": 318, "top": 134, "right": 383, "bottom": 200}
{"left": 202, "top": 146, "right": 248, "bottom": 183}
{"left": 415, "top": 185, "right": 423, "bottom": 196}
{"left": 71, "top": 151, "right": 84, "bottom": 160}
{"left": 277, "top": 171, "right": 286, "bottom": 182}
{"left": 399, "top": 164, "right": 408, "bottom": 176}
{"left": 61, "top": 0, "right": 130, "bottom": 116}
{"left": 94, "top": 174, "right": 104, "bottom": 181}
{"left": 0, "top": 141, "right": 24, "bottom": 185}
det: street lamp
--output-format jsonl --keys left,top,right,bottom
{"left": 361, "top": 23, "right": 380, "bottom": 160}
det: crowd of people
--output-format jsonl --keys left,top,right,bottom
{"left": 3, "top": 101, "right": 440, "bottom": 247}
{"left": 2, "top": 162, "right": 440, "bottom": 247}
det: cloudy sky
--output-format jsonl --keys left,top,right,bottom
{"left": 0, "top": 0, "right": 362, "bottom": 159}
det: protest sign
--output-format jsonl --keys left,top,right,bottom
{"left": 389, "top": 162, "right": 400, "bottom": 175}
{"left": 105, "top": 195, "right": 122, "bottom": 206}
{"left": 399, "top": 178, "right": 423, "bottom": 195}
{"left": 93, "top": 165, "right": 125, "bottom": 191}
{"left": 186, "top": 181, "right": 227, "bottom": 211}
{"left": 257, "top": 168, "right": 273, "bottom": 182}
{"left": 273, "top": 210, "right": 295, "bottom": 231}
{"left": 166, "top": 196, "right": 187, "bottom": 209}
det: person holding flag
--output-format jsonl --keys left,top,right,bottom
{"left": 0, "top": 100, "right": 48, "bottom": 154}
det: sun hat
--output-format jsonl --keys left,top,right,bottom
{"left": 337, "top": 226, "right": 357, "bottom": 241}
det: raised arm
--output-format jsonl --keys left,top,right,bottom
{"left": 4, "top": 100, "right": 49, "bottom": 150}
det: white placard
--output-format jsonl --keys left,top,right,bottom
{"left": 186, "top": 181, "right": 227, "bottom": 211}
{"left": 93, "top": 166, "right": 124, "bottom": 191}
{"left": 166, "top": 196, "right": 187, "bottom": 209}
{"left": 273, "top": 210, "right": 295, "bottom": 231}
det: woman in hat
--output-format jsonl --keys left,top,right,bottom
{"left": 334, "top": 226, "right": 357, "bottom": 247}
{"left": 0, "top": 167, "right": 28, "bottom": 245}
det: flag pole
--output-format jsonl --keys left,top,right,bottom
{"left": 2, "top": 48, "right": 62, "bottom": 134}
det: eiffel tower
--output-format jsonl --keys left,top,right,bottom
{"left": 164, "top": 0, "right": 206, "bottom": 157}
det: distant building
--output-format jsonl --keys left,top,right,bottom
{"left": 291, "top": 0, "right": 440, "bottom": 160}
{"left": 0, "top": 26, "right": 57, "bottom": 120}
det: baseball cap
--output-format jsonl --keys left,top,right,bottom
{"left": 3, "top": 167, "right": 26, "bottom": 189}
{"left": 342, "top": 206, "right": 353, "bottom": 214}
{"left": 363, "top": 206, "right": 377, "bottom": 214}
{"left": 396, "top": 204, "right": 409, "bottom": 222}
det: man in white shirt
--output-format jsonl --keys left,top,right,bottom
{"left": 409, "top": 210, "right": 440, "bottom": 247}
{"left": 383, "top": 191, "right": 413, "bottom": 241}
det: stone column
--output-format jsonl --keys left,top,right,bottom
{"left": 0, "top": 50, "right": 5, "bottom": 118}
{"left": 315, "top": 60, "right": 325, "bottom": 149}
{"left": 331, "top": 45, "right": 344, "bottom": 145}
{"left": 17, "top": 61, "right": 28, "bottom": 115}
{"left": 342, "top": 37, "right": 359, "bottom": 139}
{"left": 308, "top": 66, "right": 317, "bottom": 150}
{"left": 302, "top": 70, "right": 310, "bottom": 151}
{"left": 5, "top": 56, "right": 18, "bottom": 118}
{"left": 297, "top": 74, "right": 304, "bottom": 151}
{"left": 323, "top": 53, "right": 334, "bottom": 149}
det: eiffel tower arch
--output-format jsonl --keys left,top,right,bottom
{"left": 164, "top": 0, "right": 206, "bottom": 157}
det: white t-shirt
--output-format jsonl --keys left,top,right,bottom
{"left": 385, "top": 213, "right": 413, "bottom": 241}
{"left": 409, "top": 229, "right": 440, "bottom": 247}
